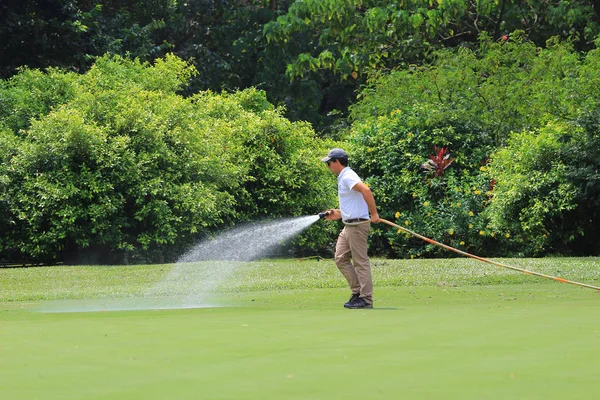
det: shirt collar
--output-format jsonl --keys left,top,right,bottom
{"left": 337, "top": 166, "right": 350, "bottom": 181}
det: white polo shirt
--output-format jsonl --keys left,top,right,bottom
{"left": 338, "top": 167, "right": 369, "bottom": 221}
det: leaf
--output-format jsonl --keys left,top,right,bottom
{"left": 422, "top": 145, "right": 455, "bottom": 178}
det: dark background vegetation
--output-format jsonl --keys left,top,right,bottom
{"left": 1, "top": 1, "right": 599, "bottom": 263}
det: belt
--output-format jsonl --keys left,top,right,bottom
{"left": 344, "top": 218, "right": 370, "bottom": 223}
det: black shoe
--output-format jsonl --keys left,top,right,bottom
{"left": 343, "top": 293, "right": 360, "bottom": 308}
{"left": 346, "top": 298, "right": 373, "bottom": 309}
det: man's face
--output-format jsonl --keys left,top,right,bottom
{"left": 326, "top": 159, "right": 344, "bottom": 175}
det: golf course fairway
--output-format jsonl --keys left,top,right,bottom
{"left": 2, "top": 284, "right": 599, "bottom": 400}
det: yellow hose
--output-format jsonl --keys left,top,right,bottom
{"left": 379, "top": 219, "right": 600, "bottom": 291}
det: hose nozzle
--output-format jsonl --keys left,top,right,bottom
{"left": 318, "top": 211, "right": 330, "bottom": 219}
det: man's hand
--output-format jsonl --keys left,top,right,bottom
{"left": 370, "top": 211, "right": 380, "bottom": 224}
{"left": 325, "top": 209, "right": 341, "bottom": 221}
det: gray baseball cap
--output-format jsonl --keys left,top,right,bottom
{"left": 321, "top": 148, "right": 348, "bottom": 162}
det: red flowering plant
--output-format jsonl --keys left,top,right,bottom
{"left": 422, "top": 146, "right": 455, "bottom": 178}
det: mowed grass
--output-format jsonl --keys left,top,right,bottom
{"left": 1, "top": 257, "right": 599, "bottom": 400}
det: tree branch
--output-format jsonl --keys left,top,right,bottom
{"left": 493, "top": 0, "right": 507, "bottom": 39}
{"left": 591, "top": 0, "right": 600, "bottom": 23}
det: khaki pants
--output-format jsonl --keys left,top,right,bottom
{"left": 334, "top": 222, "right": 373, "bottom": 303}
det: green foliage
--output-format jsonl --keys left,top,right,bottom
{"left": 165, "top": 1, "right": 279, "bottom": 92}
{"left": 0, "top": 67, "right": 79, "bottom": 132}
{"left": 350, "top": 106, "right": 498, "bottom": 258}
{"left": 488, "top": 119, "right": 600, "bottom": 256}
{"left": 0, "top": 126, "right": 22, "bottom": 262}
{"left": 351, "top": 34, "right": 553, "bottom": 145}
{"left": 265, "top": 0, "right": 600, "bottom": 81}
{"left": 0, "top": 0, "right": 172, "bottom": 78}
{"left": 77, "top": 1, "right": 173, "bottom": 61}
{"left": 3, "top": 2, "right": 600, "bottom": 261}
{"left": 349, "top": 36, "right": 600, "bottom": 257}
{"left": 3, "top": 108, "right": 132, "bottom": 261}
{"left": 0, "top": 54, "right": 335, "bottom": 263}
{"left": 484, "top": 42, "right": 600, "bottom": 256}
{"left": 4, "top": 1, "right": 600, "bottom": 137}
{"left": 187, "top": 88, "right": 339, "bottom": 255}
{"left": 261, "top": 1, "right": 600, "bottom": 132}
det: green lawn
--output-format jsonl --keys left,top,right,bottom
{"left": 1, "top": 258, "right": 599, "bottom": 399}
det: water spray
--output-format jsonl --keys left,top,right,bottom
{"left": 40, "top": 215, "right": 323, "bottom": 313}
{"left": 379, "top": 219, "right": 600, "bottom": 291}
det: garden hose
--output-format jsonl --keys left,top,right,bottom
{"left": 379, "top": 219, "right": 600, "bottom": 292}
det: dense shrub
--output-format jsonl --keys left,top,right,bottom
{"left": 350, "top": 106, "right": 498, "bottom": 258}
{"left": 0, "top": 67, "right": 78, "bottom": 133}
{"left": 349, "top": 35, "right": 600, "bottom": 257}
{"left": 488, "top": 119, "right": 600, "bottom": 256}
{"left": 0, "top": 55, "right": 336, "bottom": 264}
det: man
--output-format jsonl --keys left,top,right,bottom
{"left": 321, "top": 148, "right": 379, "bottom": 309}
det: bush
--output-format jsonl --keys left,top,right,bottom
{"left": 349, "top": 34, "right": 600, "bottom": 257}
{"left": 487, "top": 119, "right": 600, "bottom": 256}
{"left": 349, "top": 106, "right": 499, "bottom": 258}
{"left": 0, "top": 55, "right": 336, "bottom": 263}
{"left": 0, "top": 67, "right": 78, "bottom": 133}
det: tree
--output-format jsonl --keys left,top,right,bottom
{"left": 262, "top": 0, "right": 600, "bottom": 132}
{"left": 0, "top": 0, "right": 171, "bottom": 79}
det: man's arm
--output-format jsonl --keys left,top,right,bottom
{"left": 352, "top": 182, "right": 380, "bottom": 223}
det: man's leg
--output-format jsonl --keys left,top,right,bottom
{"left": 346, "top": 223, "right": 373, "bottom": 304}
{"left": 334, "top": 227, "right": 360, "bottom": 294}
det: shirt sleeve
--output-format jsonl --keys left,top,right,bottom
{"left": 342, "top": 169, "right": 362, "bottom": 191}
